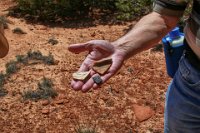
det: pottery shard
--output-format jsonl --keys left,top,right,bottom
{"left": 72, "top": 71, "right": 90, "bottom": 81}
{"left": 133, "top": 104, "right": 155, "bottom": 122}
{"left": 92, "top": 58, "right": 112, "bottom": 75}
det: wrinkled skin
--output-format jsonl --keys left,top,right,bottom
{"left": 68, "top": 40, "right": 126, "bottom": 92}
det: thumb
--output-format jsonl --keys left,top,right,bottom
{"left": 68, "top": 42, "right": 92, "bottom": 54}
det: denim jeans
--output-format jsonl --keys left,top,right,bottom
{"left": 164, "top": 54, "right": 200, "bottom": 133}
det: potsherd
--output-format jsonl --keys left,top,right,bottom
{"left": 92, "top": 58, "right": 112, "bottom": 75}
{"left": 72, "top": 71, "right": 90, "bottom": 81}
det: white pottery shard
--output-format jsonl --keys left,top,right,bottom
{"left": 72, "top": 71, "right": 90, "bottom": 80}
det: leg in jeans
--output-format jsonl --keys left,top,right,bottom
{"left": 164, "top": 55, "right": 200, "bottom": 133}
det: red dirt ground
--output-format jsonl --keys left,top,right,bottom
{"left": 0, "top": 1, "right": 171, "bottom": 133}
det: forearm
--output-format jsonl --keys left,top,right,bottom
{"left": 112, "top": 12, "right": 179, "bottom": 59}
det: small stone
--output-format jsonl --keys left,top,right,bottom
{"left": 92, "top": 58, "right": 112, "bottom": 75}
{"left": 41, "top": 108, "right": 50, "bottom": 114}
{"left": 55, "top": 99, "right": 64, "bottom": 104}
{"left": 133, "top": 104, "right": 155, "bottom": 122}
{"left": 73, "top": 71, "right": 90, "bottom": 81}
{"left": 12, "top": 27, "right": 27, "bottom": 34}
{"left": 92, "top": 75, "right": 102, "bottom": 84}
{"left": 41, "top": 100, "right": 50, "bottom": 106}
{"left": 48, "top": 37, "right": 58, "bottom": 45}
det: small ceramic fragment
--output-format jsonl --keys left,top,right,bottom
{"left": 93, "top": 58, "right": 112, "bottom": 75}
{"left": 72, "top": 71, "right": 90, "bottom": 80}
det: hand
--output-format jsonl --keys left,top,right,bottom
{"left": 68, "top": 40, "right": 126, "bottom": 92}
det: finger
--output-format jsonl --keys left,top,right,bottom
{"left": 81, "top": 73, "right": 100, "bottom": 92}
{"left": 70, "top": 60, "right": 90, "bottom": 91}
{"left": 68, "top": 42, "right": 91, "bottom": 53}
{"left": 92, "top": 73, "right": 112, "bottom": 90}
{"left": 71, "top": 70, "right": 96, "bottom": 91}
{"left": 68, "top": 43, "right": 87, "bottom": 53}
{"left": 78, "top": 57, "right": 93, "bottom": 72}
{"left": 93, "top": 56, "right": 124, "bottom": 89}
{"left": 71, "top": 80, "right": 84, "bottom": 91}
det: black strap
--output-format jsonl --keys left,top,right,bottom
{"left": 184, "top": 39, "right": 200, "bottom": 70}
{"left": 154, "top": 0, "right": 188, "bottom": 11}
{"left": 193, "top": 0, "right": 200, "bottom": 15}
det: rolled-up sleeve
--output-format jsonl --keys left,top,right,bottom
{"left": 153, "top": 0, "right": 189, "bottom": 17}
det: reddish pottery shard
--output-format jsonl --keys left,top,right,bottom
{"left": 92, "top": 58, "right": 112, "bottom": 75}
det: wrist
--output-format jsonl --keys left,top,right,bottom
{"left": 111, "top": 40, "right": 129, "bottom": 60}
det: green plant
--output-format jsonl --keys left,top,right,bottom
{"left": 27, "top": 50, "right": 43, "bottom": 60}
{"left": 75, "top": 125, "right": 97, "bottom": 133}
{"left": 48, "top": 37, "right": 59, "bottom": 45}
{"left": 43, "top": 53, "right": 55, "bottom": 65}
{"left": 27, "top": 51, "right": 55, "bottom": 65}
{"left": 115, "top": 0, "right": 153, "bottom": 20}
{"left": 12, "top": 27, "right": 27, "bottom": 34}
{"left": 0, "top": 73, "right": 8, "bottom": 97}
{"left": 0, "top": 73, "right": 5, "bottom": 87}
{"left": 0, "top": 51, "right": 55, "bottom": 97}
{"left": 6, "top": 61, "right": 19, "bottom": 75}
{"left": 0, "top": 16, "right": 10, "bottom": 29}
{"left": 13, "top": 0, "right": 153, "bottom": 22}
{"left": 23, "top": 77, "right": 57, "bottom": 100}
{"left": 16, "top": 55, "right": 28, "bottom": 64}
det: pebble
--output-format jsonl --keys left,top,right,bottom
{"left": 41, "top": 108, "right": 50, "bottom": 114}
{"left": 133, "top": 104, "right": 155, "bottom": 122}
{"left": 12, "top": 27, "right": 27, "bottom": 34}
{"left": 92, "top": 75, "right": 102, "bottom": 84}
{"left": 41, "top": 100, "right": 50, "bottom": 106}
{"left": 55, "top": 99, "right": 64, "bottom": 104}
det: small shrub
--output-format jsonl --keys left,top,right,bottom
{"left": 27, "top": 50, "right": 43, "bottom": 60}
{"left": 16, "top": 55, "right": 28, "bottom": 64}
{"left": 115, "top": 0, "right": 152, "bottom": 20}
{"left": 48, "top": 37, "right": 59, "bottom": 45}
{"left": 75, "top": 126, "right": 97, "bottom": 133}
{"left": 151, "top": 44, "right": 163, "bottom": 52}
{"left": 13, "top": 0, "right": 153, "bottom": 22}
{"left": 0, "top": 73, "right": 6, "bottom": 87}
{"left": 0, "top": 51, "right": 55, "bottom": 98}
{"left": 74, "top": 123, "right": 97, "bottom": 133}
{"left": 23, "top": 77, "right": 57, "bottom": 100}
{"left": 0, "top": 73, "right": 7, "bottom": 97}
{"left": 0, "top": 88, "right": 8, "bottom": 97}
{"left": 0, "top": 16, "right": 10, "bottom": 29}
{"left": 43, "top": 54, "right": 55, "bottom": 65}
{"left": 12, "top": 27, "right": 27, "bottom": 34}
{"left": 6, "top": 61, "right": 19, "bottom": 75}
{"left": 26, "top": 51, "right": 55, "bottom": 65}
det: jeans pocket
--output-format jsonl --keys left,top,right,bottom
{"left": 178, "top": 56, "right": 200, "bottom": 88}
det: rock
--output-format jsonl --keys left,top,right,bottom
{"left": 92, "top": 58, "right": 112, "bottom": 75}
{"left": 92, "top": 75, "right": 102, "bottom": 84}
{"left": 41, "top": 108, "right": 50, "bottom": 114}
{"left": 55, "top": 99, "right": 64, "bottom": 104}
{"left": 48, "top": 37, "right": 58, "bottom": 45}
{"left": 12, "top": 27, "right": 27, "bottom": 34}
{"left": 133, "top": 104, "right": 155, "bottom": 122}
{"left": 156, "top": 103, "right": 165, "bottom": 114}
{"left": 72, "top": 71, "right": 90, "bottom": 81}
{"left": 41, "top": 100, "right": 50, "bottom": 106}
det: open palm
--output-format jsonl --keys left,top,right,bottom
{"left": 68, "top": 40, "right": 125, "bottom": 92}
